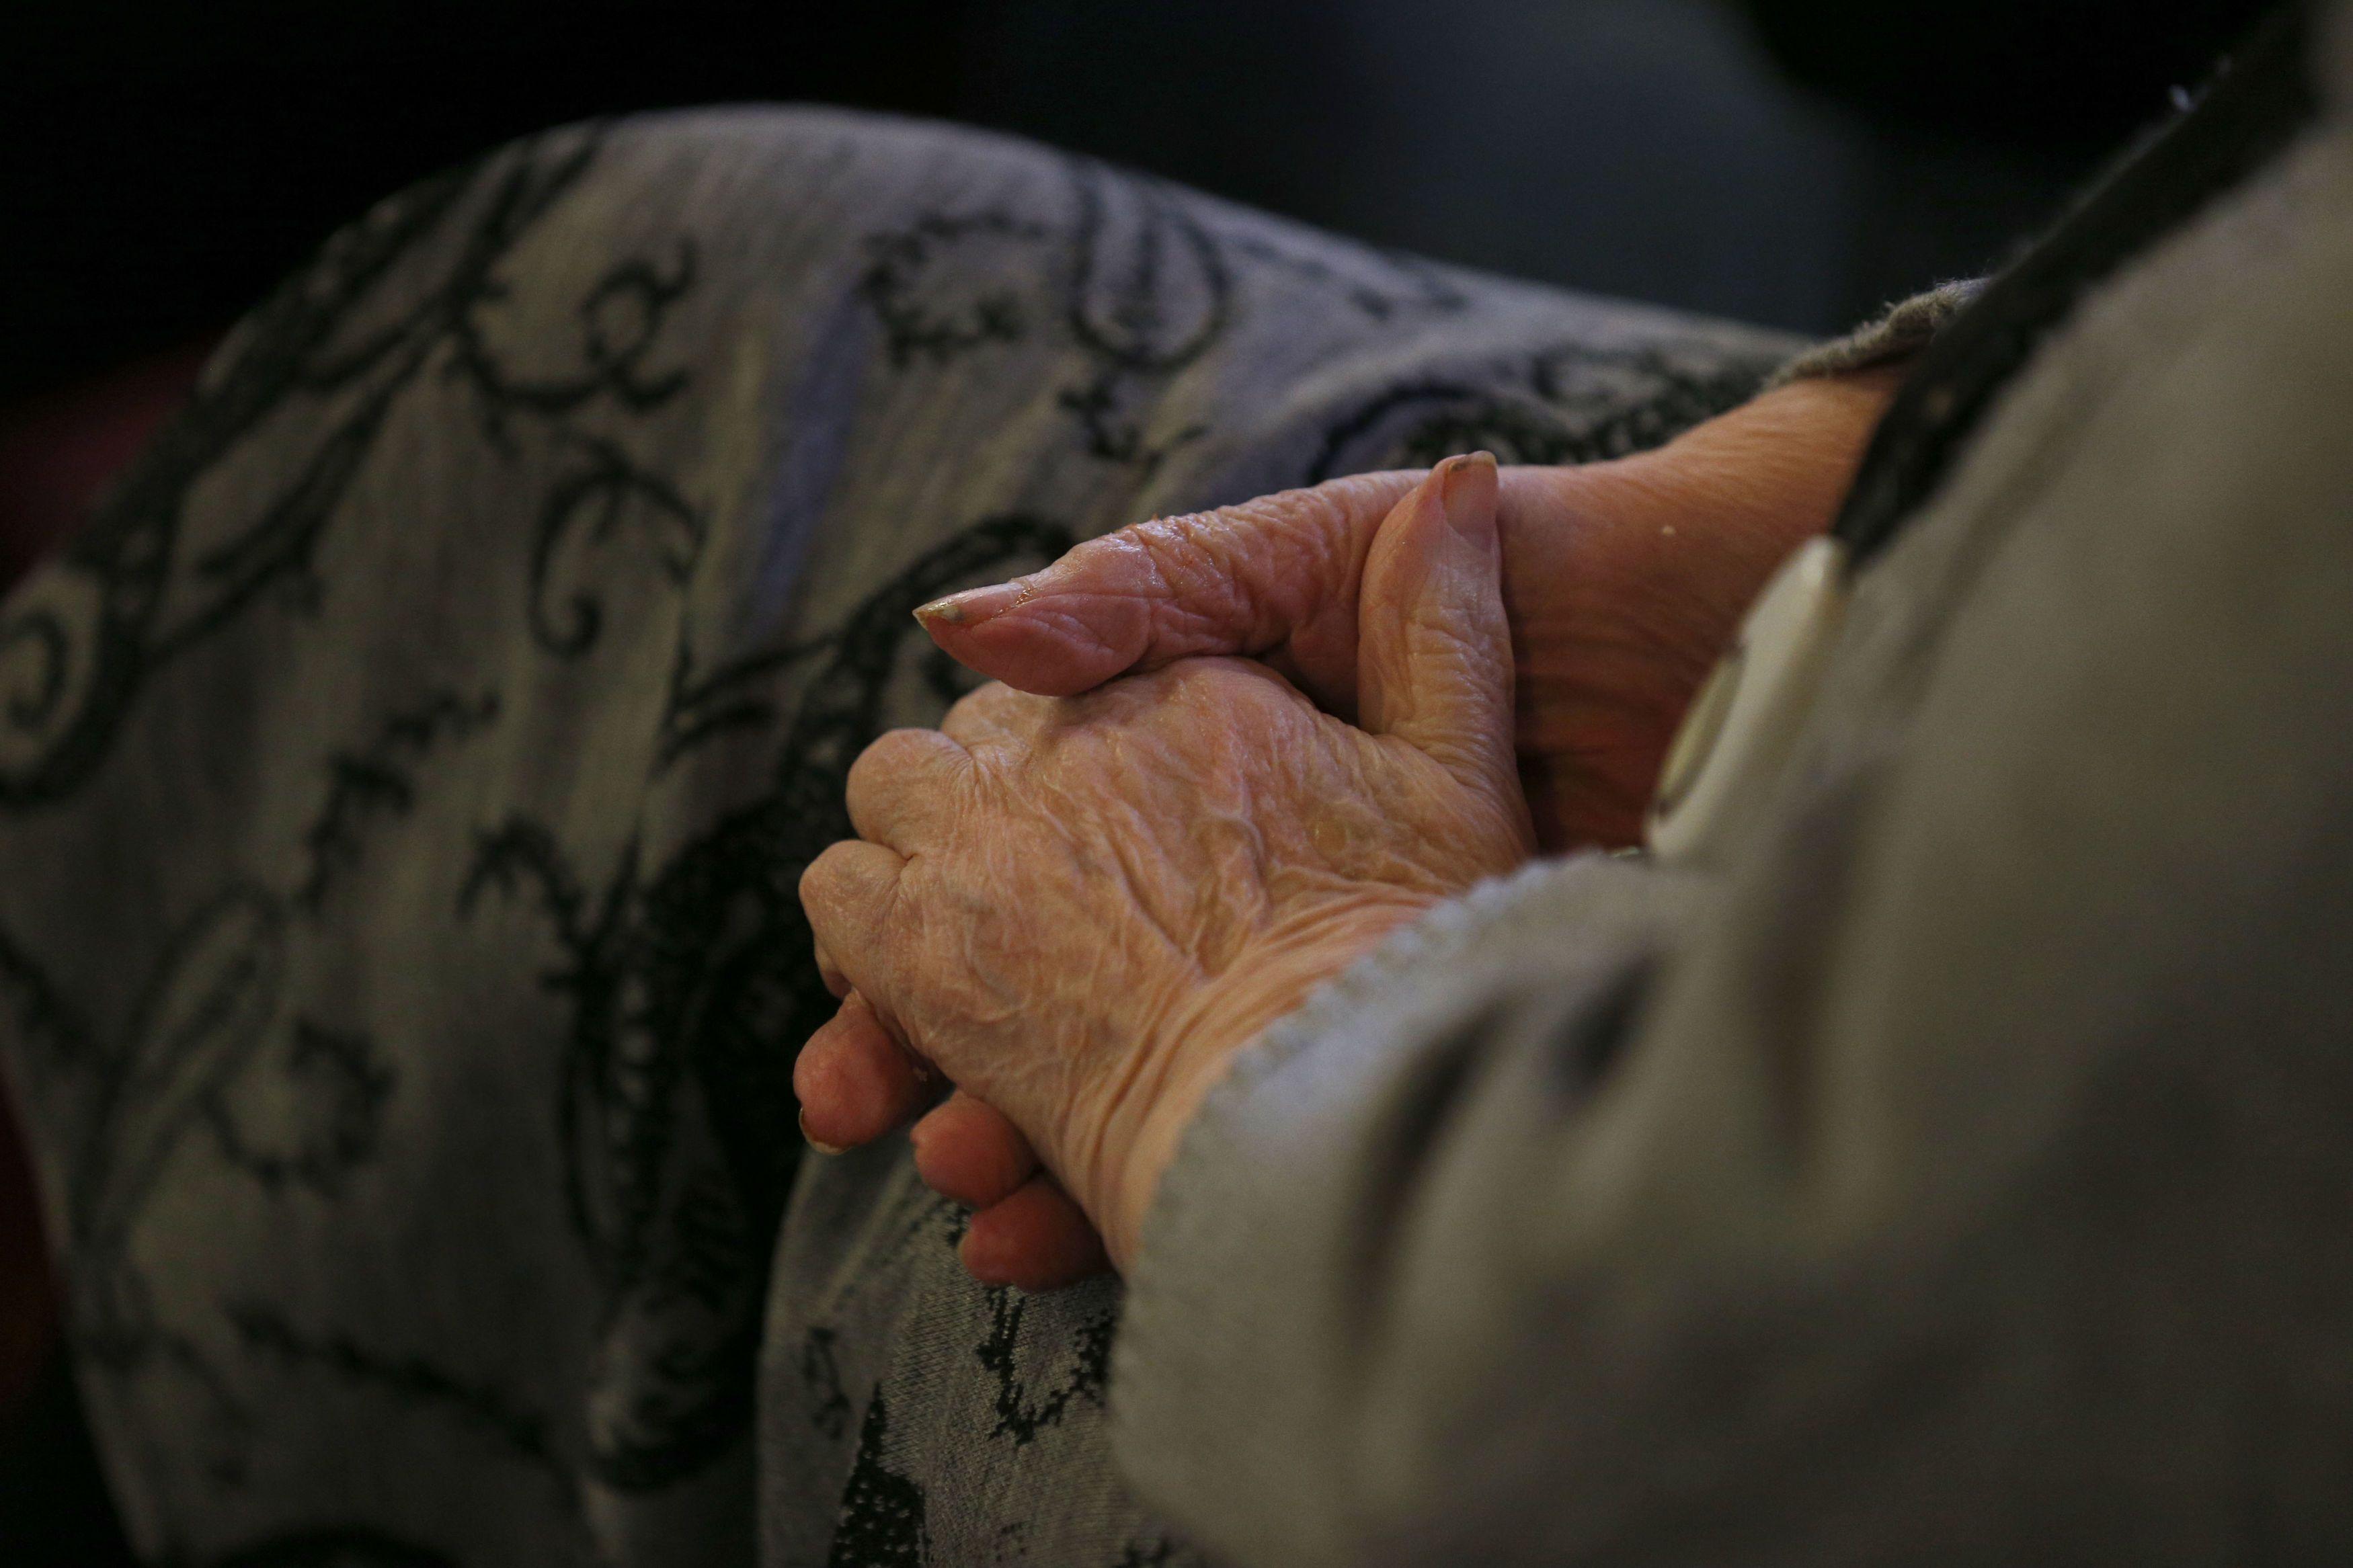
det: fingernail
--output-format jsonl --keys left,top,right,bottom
{"left": 1436, "top": 451, "right": 1499, "bottom": 544}
{"left": 799, "top": 1110, "right": 849, "bottom": 1157}
{"left": 914, "top": 579, "right": 1028, "bottom": 628}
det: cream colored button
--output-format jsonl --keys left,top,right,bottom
{"left": 1646, "top": 535, "right": 1849, "bottom": 865}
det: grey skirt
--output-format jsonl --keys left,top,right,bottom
{"left": 0, "top": 108, "right": 1794, "bottom": 1567}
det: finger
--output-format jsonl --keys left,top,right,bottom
{"left": 845, "top": 727, "right": 968, "bottom": 849}
{"left": 912, "top": 472, "right": 1425, "bottom": 706}
{"left": 910, "top": 1091, "right": 1039, "bottom": 1208}
{"left": 793, "top": 992, "right": 930, "bottom": 1151}
{"left": 813, "top": 948, "right": 850, "bottom": 999}
{"left": 811, "top": 935, "right": 850, "bottom": 998}
{"left": 799, "top": 839, "right": 905, "bottom": 1000}
{"left": 960, "top": 1174, "right": 1113, "bottom": 1291}
{"left": 1355, "top": 452, "right": 1521, "bottom": 797}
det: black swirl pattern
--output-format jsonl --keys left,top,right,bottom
{"left": 1306, "top": 339, "right": 1781, "bottom": 483}
{"left": 461, "top": 513, "right": 1075, "bottom": 1490}
{"left": 0, "top": 130, "right": 596, "bottom": 809}
{"left": 0, "top": 107, "right": 1802, "bottom": 1566}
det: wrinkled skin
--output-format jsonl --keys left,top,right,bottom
{"left": 918, "top": 366, "right": 1903, "bottom": 852}
{"left": 802, "top": 456, "right": 1531, "bottom": 1271}
{"left": 797, "top": 369, "right": 1903, "bottom": 1288}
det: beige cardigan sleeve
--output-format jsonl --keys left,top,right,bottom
{"left": 1764, "top": 278, "right": 1985, "bottom": 387}
{"left": 1111, "top": 125, "right": 2353, "bottom": 1566}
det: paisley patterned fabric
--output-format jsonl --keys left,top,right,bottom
{"left": 0, "top": 108, "right": 1795, "bottom": 1566}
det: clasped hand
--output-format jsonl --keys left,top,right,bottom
{"left": 795, "top": 369, "right": 1899, "bottom": 1288}
{"left": 799, "top": 455, "right": 1529, "bottom": 1278}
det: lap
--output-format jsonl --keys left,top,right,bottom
{"left": 0, "top": 107, "right": 1795, "bottom": 1566}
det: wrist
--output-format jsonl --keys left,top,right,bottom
{"left": 1628, "top": 363, "right": 1903, "bottom": 575}
{"left": 1080, "top": 892, "right": 1436, "bottom": 1270}
{"left": 1506, "top": 367, "right": 1902, "bottom": 846}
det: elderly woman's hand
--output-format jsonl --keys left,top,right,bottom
{"left": 799, "top": 455, "right": 1530, "bottom": 1272}
{"left": 916, "top": 366, "right": 1901, "bottom": 850}
{"left": 799, "top": 368, "right": 1904, "bottom": 1288}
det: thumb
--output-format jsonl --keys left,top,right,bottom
{"left": 912, "top": 472, "right": 1422, "bottom": 703}
{"left": 1355, "top": 452, "right": 1519, "bottom": 795}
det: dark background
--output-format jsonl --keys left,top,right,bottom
{"left": 1, "top": 0, "right": 2274, "bottom": 405}
{"left": 0, "top": 1, "right": 2279, "bottom": 1560}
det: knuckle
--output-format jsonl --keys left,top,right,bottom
{"left": 1158, "top": 655, "right": 1269, "bottom": 706}
{"left": 1152, "top": 657, "right": 1218, "bottom": 696}
{"left": 848, "top": 727, "right": 934, "bottom": 792}
{"left": 1240, "top": 481, "right": 1343, "bottom": 544}
{"left": 798, "top": 842, "right": 864, "bottom": 909}
{"left": 797, "top": 848, "right": 837, "bottom": 907}
{"left": 1063, "top": 525, "right": 1165, "bottom": 595}
{"left": 943, "top": 679, "right": 1035, "bottom": 740}
{"left": 1257, "top": 472, "right": 1397, "bottom": 552}
{"left": 941, "top": 680, "right": 1003, "bottom": 731}
{"left": 1130, "top": 513, "right": 1207, "bottom": 585}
